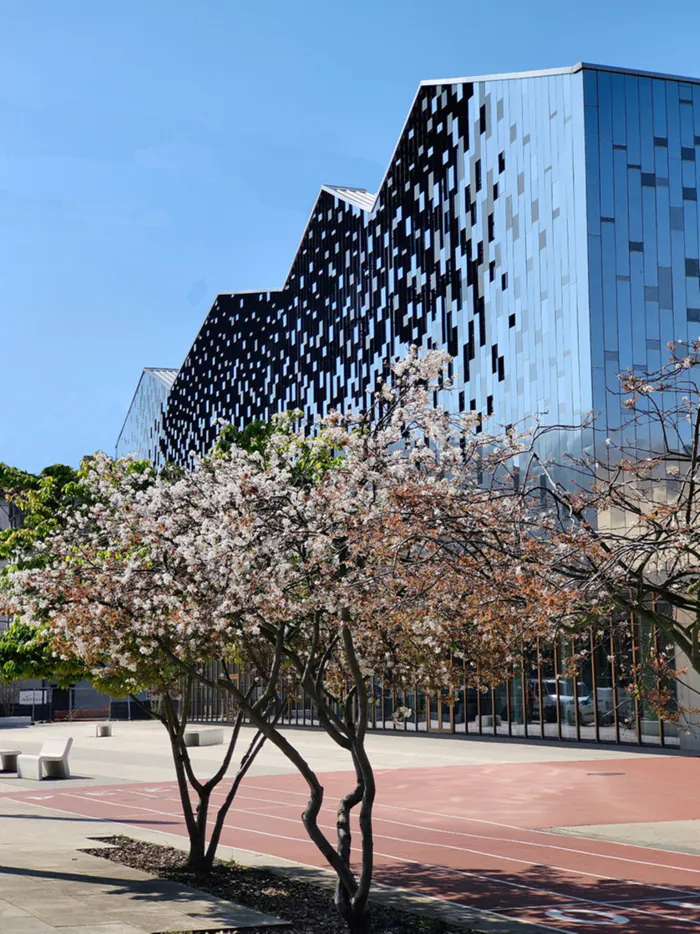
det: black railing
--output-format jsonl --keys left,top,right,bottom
{"left": 186, "top": 622, "right": 680, "bottom": 747}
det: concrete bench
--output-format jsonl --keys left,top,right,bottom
{"left": 183, "top": 726, "right": 224, "bottom": 747}
{"left": 17, "top": 737, "right": 73, "bottom": 780}
{"left": 0, "top": 749, "right": 21, "bottom": 771}
{"left": 0, "top": 717, "right": 31, "bottom": 729}
{"left": 95, "top": 723, "right": 112, "bottom": 737}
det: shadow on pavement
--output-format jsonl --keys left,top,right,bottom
{"left": 374, "top": 860, "right": 700, "bottom": 932}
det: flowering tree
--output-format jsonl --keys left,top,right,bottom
{"left": 458, "top": 340, "right": 700, "bottom": 729}
{"left": 542, "top": 343, "right": 700, "bottom": 655}
{"left": 123, "top": 350, "right": 567, "bottom": 932}
{"left": 3, "top": 352, "right": 574, "bottom": 932}
{"left": 0, "top": 458, "right": 272, "bottom": 872}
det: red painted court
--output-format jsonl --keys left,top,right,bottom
{"left": 5, "top": 756, "right": 700, "bottom": 933}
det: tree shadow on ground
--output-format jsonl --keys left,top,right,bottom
{"left": 373, "top": 859, "right": 700, "bottom": 932}
{"left": 0, "top": 812, "right": 139, "bottom": 823}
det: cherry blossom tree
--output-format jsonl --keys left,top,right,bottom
{"left": 536, "top": 342, "right": 700, "bottom": 658}
{"left": 3, "top": 351, "right": 573, "bottom": 932}
{"left": 125, "top": 350, "right": 566, "bottom": 932}
{"left": 446, "top": 339, "right": 700, "bottom": 730}
{"left": 0, "top": 458, "right": 272, "bottom": 872}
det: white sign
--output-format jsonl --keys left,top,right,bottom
{"left": 19, "top": 690, "right": 47, "bottom": 705}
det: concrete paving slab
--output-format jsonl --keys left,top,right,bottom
{"left": 0, "top": 796, "right": 286, "bottom": 933}
{"left": 0, "top": 903, "right": 31, "bottom": 918}
{"left": 551, "top": 818, "right": 700, "bottom": 855}
{"left": 0, "top": 919, "right": 54, "bottom": 934}
{"left": 45, "top": 927, "right": 142, "bottom": 934}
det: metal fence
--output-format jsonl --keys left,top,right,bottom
{"left": 6, "top": 683, "right": 153, "bottom": 722}
{"left": 187, "top": 620, "right": 682, "bottom": 748}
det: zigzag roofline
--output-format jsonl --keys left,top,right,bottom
{"left": 210, "top": 59, "right": 700, "bottom": 316}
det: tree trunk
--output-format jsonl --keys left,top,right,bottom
{"left": 187, "top": 822, "right": 207, "bottom": 871}
{"left": 335, "top": 902, "right": 371, "bottom": 934}
{"left": 161, "top": 694, "right": 202, "bottom": 868}
{"left": 188, "top": 789, "right": 211, "bottom": 871}
{"left": 132, "top": 688, "right": 266, "bottom": 875}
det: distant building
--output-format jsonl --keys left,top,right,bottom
{"left": 0, "top": 498, "right": 21, "bottom": 634}
{"left": 119, "top": 62, "right": 700, "bottom": 470}
{"left": 116, "top": 367, "right": 178, "bottom": 462}
{"left": 118, "top": 62, "right": 700, "bottom": 748}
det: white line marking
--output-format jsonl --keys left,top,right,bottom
{"left": 89, "top": 789, "right": 700, "bottom": 900}
{"left": 26, "top": 790, "right": 700, "bottom": 928}
{"left": 198, "top": 785, "right": 700, "bottom": 879}
{"left": 244, "top": 780, "right": 689, "bottom": 850}
{"left": 546, "top": 908, "right": 629, "bottom": 925}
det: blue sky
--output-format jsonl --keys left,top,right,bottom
{"left": 3, "top": 0, "right": 700, "bottom": 472}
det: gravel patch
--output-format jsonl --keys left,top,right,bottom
{"left": 83, "top": 835, "right": 475, "bottom": 933}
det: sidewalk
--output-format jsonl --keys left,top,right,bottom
{"left": 0, "top": 718, "right": 666, "bottom": 793}
{"left": 0, "top": 796, "right": 285, "bottom": 934}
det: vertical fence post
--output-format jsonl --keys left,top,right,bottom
{"left": 590, "top": 628, "right": 600, "bottom": 743}
{"left": 610, "top": 616, "right": 620, "bottom": 744}
{"left": 630, "top": 613, "right": 643, "bottom": 745}
{"left": 521, "top": 653, "right": 528, "bottom": 739}
{"left": 477, "top": 666, "right": 483, "bottom": 735}
{"left": 536, "top": 638, "right": 545, "bottom": 739}
{"left": 653, "top": 623, "right": 665, "bottom": 747}
{"left": 571, "top": 637, "right": 581, "bottom": 742}
{"left": 506, "top": 675, "right": 512, "bottom": 737}
{"left": 463, "top": 660, "right": 469, "bottom": 735}
{"left": 553, "top": 639, "right": 562, "bottom": 741}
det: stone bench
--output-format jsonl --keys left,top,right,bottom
{"left": 0, "top": 749, "right": 21, "bottom": 771}
{"left": 183, "top": 726, "right": 224, "bottom": 747}
{"left": 17, "top": 736, "right": 73, "bottom": 780}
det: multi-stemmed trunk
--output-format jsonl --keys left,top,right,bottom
{"left": 133, "top": 681, "right": 266, "bottom": 873}
{"left": 176, "top": 618, "right": 377, "bottom": 933}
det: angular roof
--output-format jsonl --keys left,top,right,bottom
{"left": 116, "top": 367, "right": 179, "bottom": 457}
{"left": 421, "top": 61, "right": 700, "bottom": 89}
{"left": 216, "top": 60, "right": 700, "bottom": 314}
{"left": 143, "top": 367, "right": 179, "bottom": 388}
{"left": 321, "top": 185, "right": 376, "bottom": 212}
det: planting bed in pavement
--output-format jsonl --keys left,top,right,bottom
{"left": 2, "top": 721, "right": 698, "bottom": 933}
{"left": 9, "top": 756, "right": 700, "bottom": 934}
{"left": 85, "top": 835, "right": 468, "bottom": 934}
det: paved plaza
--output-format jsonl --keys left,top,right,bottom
{"left": 0, "top": 795, "right": 284, "bottom": 934}
{"left": 0, "top": 720, "right": 699, "bottom": 933}
{"left": 0, "top": 718, "right": 661, "bottom": 790}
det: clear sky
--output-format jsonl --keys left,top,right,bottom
{"left": 3, "top": 0, "right": 700, "bottom": 473}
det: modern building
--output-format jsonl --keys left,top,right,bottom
{"left": 0, "top": 498, "right": 21, "bottom": 635}
{"left": 116, "top": 367, "right": 178, "bottom": 462}
{"left": 119, "top": 62, "right": 700, "bottom": 746}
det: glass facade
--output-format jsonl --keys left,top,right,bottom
{"left": 158, "top": 66, "right": 592, "bottom": 466}
{"left": 118, "top": 63, "right": 700, "bottom": 745}
{"left": 119, "top": 64, "right": 700, "bottom": 465}
{"left": 115, "top": 367, "right": 178, "bottom": 464}
{"left": 583, "top": 69, "right": 700, "bottom": 435}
